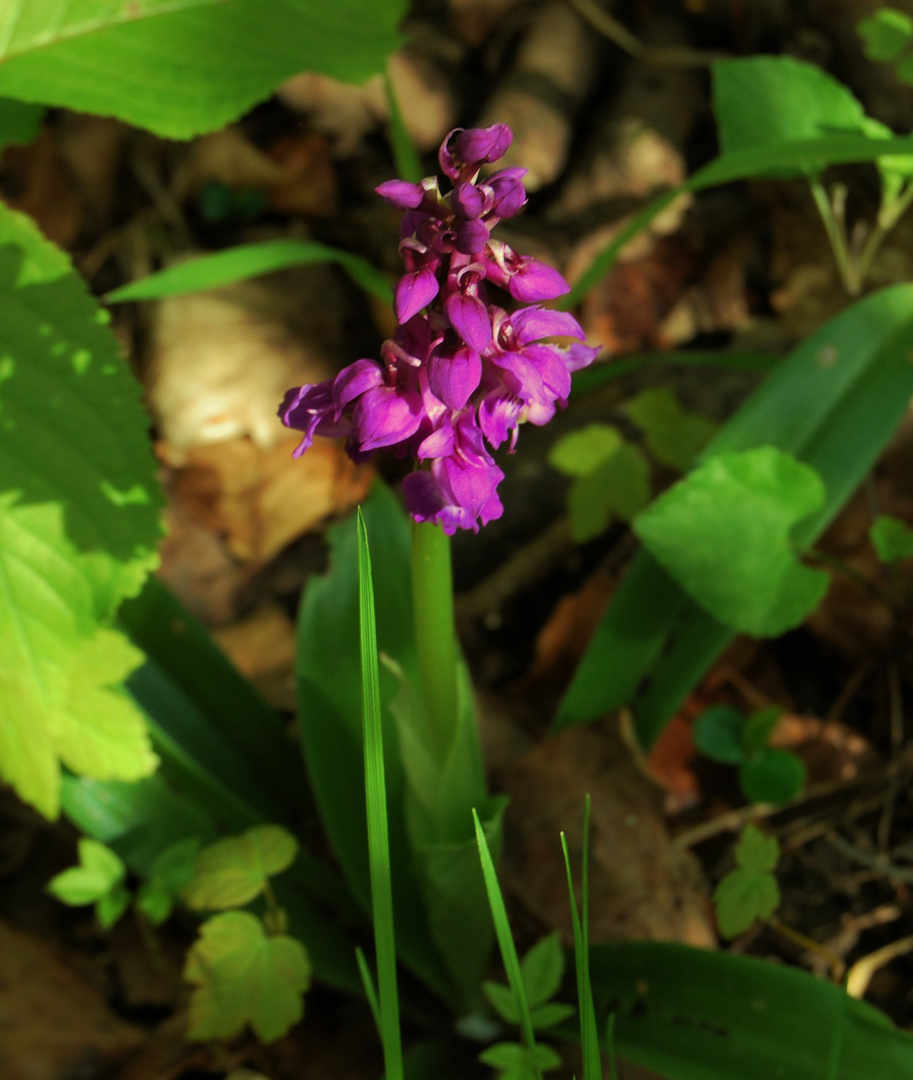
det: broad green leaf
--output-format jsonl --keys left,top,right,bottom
{"left": 184, "top": 910, "right": 311, "bottom": 1043}
{"left": 567, "top": 443, "right": 650, "bottom": 543}
{"left": 858, "top": 8, "right": 913, "bottom": 62}
{"left": 740, "top": 749, "right": 806, "bottom": 806}
{"left": 548, "top": 425, "right": 622, "bottom": 477}
{"left": 520, "top": 933, "right": 565, "bottom": 1008}
{"left": 106, "top": 241, "right": 393, "bottom": 306}
{"left": 871, "top": 514, "right": 913, "bottom": 561}
{"left": 183, "top": 824, "right": 298, "bottom": 911}
{"left": 634, "top": 448, "right": 829, "bottom": 637}
{"left": 693, "top": 706, "right": 746, "bottom": 765}
{"left": 0, "top": 1, "right": 406, "bottom": 139}
{"left": 713, "top": 57, "right": 877, "bottom": 160}
{"left": 0, "top": 97, "right": 42, "bottom": 151}
{"left": 47, "top": 837, "right": 125, "bottom": 905}
{"left": 479, "top": 1043, "right": 527, "bottom": 1070}
{"left": 0, "top": 203, "right": 162, "bottom": 817}
{"left": 479, "top": 1042, "right": 562, "bottom": 1077}
{"left": 624, "top": 387, "right": 716, "bottom": 472}
{"left": 590, "top": 940, "right": 913, "bottom": 1080}
{"left": 741, "top": 707, "right": 782, "bottom": 754}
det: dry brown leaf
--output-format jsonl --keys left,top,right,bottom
{"left": 503, "top": 723, "right": 715, "bottom": 946}
{"left": 0, "top": 919, "right": 144, "bottom": 1080}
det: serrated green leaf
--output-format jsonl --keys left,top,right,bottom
{"left": 520, "top": 933, "right": 565, "bottom": 1008}
{"left": 47, "top": 837, "right": 125, "bottom": 905}
{"left": 625, "top": 388, "right": 716, "bottom": 472}
{"left": 714, "top": 867, "right": 780, "bottom": 938}
{"left": 0, "top": 204, "right": 162, "bottom": 818}
{"left": 183, "top": 825, "right": 298, "bottom": 911}
{"left": 184, "top": 910, "right": 311, "bottom": 1043}
{"left": 735, "top": 825, "right": 779, "bottom": 872}
{"left": 693, "top": 707, "right": 746, "bottom": 765}
{"left": 96, "top": 885, "right": 131, "bottom": 928}
{"left": 858, "top": 8, "right": 913, "bottom": 62}
{"left": 567, "top": 443, "right": 651, "bottom": 543}
{"left": 633, "top": 448, "right": 829, "bottom": 636}
{"left": 871, "top": 515, "right": 913, "bottom": 561}
{"left": 548, "top": 425, "right": 622, "bottom": 477}
{"left": 740, "top": 749, "right": 806, "bottom": 806}
{"left": 0, "top": 1, "right": 406, "bottom": 140}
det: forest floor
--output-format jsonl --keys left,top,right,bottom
{"left": 3, "top": 2, "right": 913, "bottom": 1079}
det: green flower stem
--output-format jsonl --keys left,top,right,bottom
{"left": 411, "top": 520, "right": 459, "bottom": 763}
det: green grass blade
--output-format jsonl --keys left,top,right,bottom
{"left": 384, "top": 72, "right": 424, "bottom": 184}
{"left": 606, "top": 1013, "right": 619, "bottom": 1080}
{"left": 106, "top": 239, "right": 392, "bottom": 305}
{"left": 560, "top": 795, "right": 600, "bottom": 1080}
{"left": 473, "top": 808, "right": 542, "bottom": 1080}
{"left": 356, "top": 946, "right": 383, "bottom": 1034}
{"left": 358, "top": 508, "right": 404, "bottom": 1080}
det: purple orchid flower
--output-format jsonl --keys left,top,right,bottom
{"left": 279, "top": 124, "right": 599, "bottom": 533}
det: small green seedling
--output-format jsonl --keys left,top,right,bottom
{"left": 478, "top": 1041, "right": 562, "bottom": 1080}
{"left": 482, "top": 933, "right": 575, "bottom": 1032}
{"left": 713, "top": 825, "right": 781, "bottom": 938}
{"left": 694, "top": 705, "right": 806, "bottom": 805}
{"left": 136, "top": 837, "right": 202, "bottom": 925}
{"left": 870, "top": 514, "right": 913, "bottom": 562}
{"left": 181, "top": 823, "right": 310, "bottom": 1043}
{"left": 47, "top": 838, "right": 131, "bottom": 929}
{"left": 548, "top": 423, "right": 650, "bottom": 543}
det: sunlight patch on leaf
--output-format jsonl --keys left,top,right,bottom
{"left": 634, "top": 447, "right": 829, "bottom": 636}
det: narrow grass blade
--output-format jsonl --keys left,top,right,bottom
{"left": 384, "top": 71, "right": 423, "bottom": 183}
{"left": 560, "top": 796, "right": 600, "bottom": 1080}
{"left": 356, "top": 945, "right": 383, "bottom": 1034}
{"left": 358, "top": 508, "right": 404, "bottom": 1080}
{"left": 473, "top": 808, "right": 542, "bottom": 1080}
{"left": 106, "top": 239, "right": 393, "bottom": 304}
{"left": 606, "top": 1013, "right": 619, "bottom": 1080}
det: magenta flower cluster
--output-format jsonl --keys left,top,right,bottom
{"left": 279, "top": 124, "right": 598, "bottom": 533}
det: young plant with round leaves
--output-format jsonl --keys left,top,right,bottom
{"left": 694, "top": 705, "right": 806, "bottom": 806}
{"left": 46, "top": 837, "right": 131, "bottom": 929}
{"left": 713, "top": 825, "right": 781, "bottom": 939}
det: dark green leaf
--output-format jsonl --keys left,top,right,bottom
{"left": 693, "top": 707, "right": 746, "bottom": 765}
{"left": 714, "top": 867, "right": 780, "bottom": 937}
{"left": 624, "top": 387, "right": 716, "bottom": 471}
{"left": 741, "top": 707, "right": 782, "bottom": 754}
{"left": 740, "top": 749, "right": 806, "bottom": 806}
{"left": 0, "top": 97, "right": 43, "bottom": 151}
{"left": 589, "top": 940, "right": 913, "bottom": 1080}
{"left": 529, "top": 1002, "right": 575, "bottom": 1030}
{"left": 96, "top": 885, "right": 131, "bottom": 929}
{"left": 548, "top": 425, "right": 622, "bottom": 477}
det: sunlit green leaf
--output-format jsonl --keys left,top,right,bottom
{"left": 858, "top": 8, "right": 913, "bottom": 62}
{"left": 183, "top": 825, "right": 298, "bottom": 911}
{"left": 634, "top": 448, "right": 829, "bottom": 636}
{"left": 47, "top": 837, "right": 126, "bottom": 905}
{"left": 0, "top": 0, "right": 405, "bottom": 139}
{"left": 184, "top": 910, "right": 311, "bottom": 1043}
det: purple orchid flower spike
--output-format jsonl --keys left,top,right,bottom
{"left": 279, "top": 123, "right": 599, "bottom": 533}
